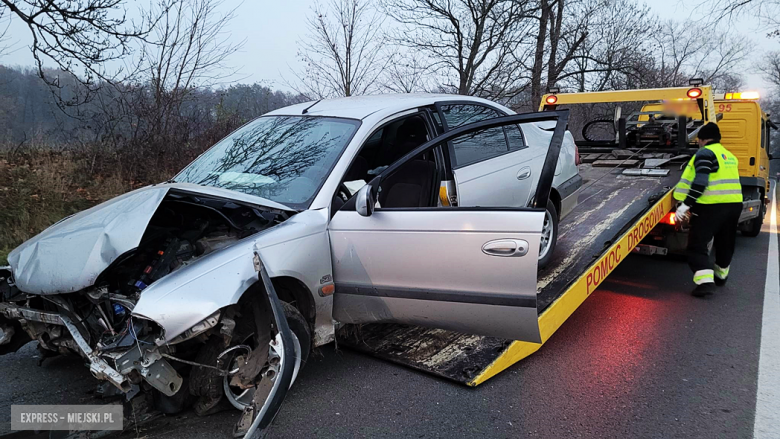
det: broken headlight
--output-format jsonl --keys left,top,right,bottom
{"left": 165, "top": 311, "right": 221, "bottom": 345}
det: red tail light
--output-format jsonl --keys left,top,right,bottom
{"left": 659, "top": 211, "right": 676, "bottom": 225}
{"left": 575, "top": 145, "right": 581, "bottom": 165}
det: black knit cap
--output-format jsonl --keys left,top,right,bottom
{"left": 697, "top": 122, "right": 721, "bottom": 143}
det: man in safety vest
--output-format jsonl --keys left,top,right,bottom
{"left": 673, "top": 122, "right": 743, "bottom": 297}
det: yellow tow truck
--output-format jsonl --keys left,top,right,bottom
{"left": 539, "top": 82, "right": 775, "bottom": 254}
{"left": 640, "top": 90, "right": 773, "bottom": 237}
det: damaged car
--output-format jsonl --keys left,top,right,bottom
{"left": 0, "top": 94, "right": 572, "bottom": 437}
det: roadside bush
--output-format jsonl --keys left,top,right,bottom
{"left": 0, "top": 148, "right": 155, "bottom": 264}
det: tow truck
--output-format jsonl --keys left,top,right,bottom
{"left": 340, "top": 82, "right": 773, "bottom": 386}
{"left": 639, "top": 89, "right": 775, "bottom": 252}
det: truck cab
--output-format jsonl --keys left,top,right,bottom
{"left": 716, "top": 96, "right": 772, "bottom": 189}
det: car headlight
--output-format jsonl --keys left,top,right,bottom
{"left": 165, "top": 311, "right": 221, "bottom": 345}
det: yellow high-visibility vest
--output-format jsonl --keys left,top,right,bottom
{"left": 673, "top": 143, "right": 743, "bottom": 204}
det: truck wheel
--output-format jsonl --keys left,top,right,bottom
{"left": 538, "top": 199, "right": 559, "bottom": 270}
{"left": 223, "top": 302, "right": 311, "bottom": 411}
{"left": 742, "top": 204, "right": 765, "bottom": 237}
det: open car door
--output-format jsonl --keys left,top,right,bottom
{"left": 329, "top": 110, "right": 569, "bottom": 342}
{"left": 239, "top": 252, "right": 298, "bottom": 439}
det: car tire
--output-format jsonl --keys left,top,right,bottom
{"left": 223, "top": 302, "right": 311, "bottom": 411}
{"left": 152, "top": 376, "right": 196, "bottom": 415}
{"left": 742, "top": 203, "right": 765, "bottom": 237}
{"left": 538, "top": 199, "right": 559, "bottom": 270}
{"left": 281, "top": 302, "right": 311, "bottom": 371}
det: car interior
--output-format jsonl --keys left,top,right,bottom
{"left": 333, "top": 113, "right": 441, "bottom": 212}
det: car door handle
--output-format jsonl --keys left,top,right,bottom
{"left": 482, "top": 239, "right": 529, "bottom": 257}
{"left": 517, "top": 167, "right": 532, "bottom": 180}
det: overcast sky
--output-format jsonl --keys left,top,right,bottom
{"left": 0, "top": 0, "right": 775, "bottom": 94}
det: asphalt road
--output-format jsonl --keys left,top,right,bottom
{"left": 0, "top": 184, "right": 777, "bottom": 439}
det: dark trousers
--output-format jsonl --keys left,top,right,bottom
{"left": 687, "top": 203, "right": 743, "bottom": 273}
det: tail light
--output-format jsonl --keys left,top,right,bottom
{"left": 575, "top": 145, "right": 581, "bottom": 165}
{"left": 659, "top": 211, "right": 676, "bottom": 226}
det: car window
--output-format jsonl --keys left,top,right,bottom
{"left": 175, "top": 116, "right": 360, "bottom": 209}
{"left": 440, "top": 104, "right": 511, "bottom": 168}
{"left": 449, "top": 127, "right": 510, "bottom": 168}
{"left": 440, "top": 104, "right": 502, "bottom": 128}
{"left": 504, "top": 124, "right": 527, "bottom": 151}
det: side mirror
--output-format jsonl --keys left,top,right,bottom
{"left": 356, "top": 184, "right": 375, "bottom": 217}
{"left": 769, "top": 153, "right": 774, "bottom": 160}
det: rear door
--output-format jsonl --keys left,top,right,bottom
{"left": 437, "top": 103, "right": 545, "bottom": 208}
{"left": 328, "top": 111, "right": 569, "bottom": 342}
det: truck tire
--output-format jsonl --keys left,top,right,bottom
{"left": 742, "top": 203, "right": 765, "bottom": 237}
{"left": 538, "top": 199, "right": 559, "bottom": 270}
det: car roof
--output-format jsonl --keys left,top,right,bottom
{"left": 265, "top": 93, "right": 513, "bottom": 120}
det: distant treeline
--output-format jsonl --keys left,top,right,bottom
{"left": 0, "top": 65, "right": 305, "bottom": 149}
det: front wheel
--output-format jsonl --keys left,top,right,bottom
{"left": 223, "top": 302, "right": 311, "bottom": 411}
{"left": 538, "top": 199, "right": 559, "bottom": 270}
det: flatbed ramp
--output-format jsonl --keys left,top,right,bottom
{"left": 336, "top": 165, "right": 681, "bottom": 386}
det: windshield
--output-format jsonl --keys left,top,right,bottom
{"left": 175, "top": 116, "right": 361, "bottom": 209}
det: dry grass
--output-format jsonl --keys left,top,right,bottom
{"left": 0, "top": 149, "right": 165, "bottom": 264}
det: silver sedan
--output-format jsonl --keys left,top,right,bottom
{"left": 1, "top": 94, "right": 573, "bottom": 437}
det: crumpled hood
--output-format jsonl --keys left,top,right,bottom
{"left": 7, "top": 182, "right": 291, "bottom": 295}
{"left": 8, "top": 185, "right": 169, "bottom": 295}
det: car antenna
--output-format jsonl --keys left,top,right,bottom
{"left": 302, "top": 99, "right": 322, "bottom": 115}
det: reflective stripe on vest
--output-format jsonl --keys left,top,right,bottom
{"left": 673, "top": 143, "right": 743, "bottom": 204}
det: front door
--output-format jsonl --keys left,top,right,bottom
{"left": 328, "top": 111, "right": 569, "bottom": 342}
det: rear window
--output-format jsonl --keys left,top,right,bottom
{"left": 439, "top": 104, "right": 525, "bottom": 167}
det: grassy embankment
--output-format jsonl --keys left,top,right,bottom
{"left": 0, "top": 150, "right": 161, "bottom": 265}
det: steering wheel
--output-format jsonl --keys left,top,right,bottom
{"left": 337, "top": 183, "right": 352, "bottom": 202}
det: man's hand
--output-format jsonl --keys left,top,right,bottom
{"left": 675, "top": 203, "right": 691, "bottom": 222}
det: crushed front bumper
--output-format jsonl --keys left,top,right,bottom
{"left": 0, "top": 302, "right": 182, "bottom": 396}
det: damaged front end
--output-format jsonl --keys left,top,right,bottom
{"left": 1, "top": 184, "right": 300, "bottom": 436}
{"left": 0, "top": 272, "right": 184, "bottom": 397}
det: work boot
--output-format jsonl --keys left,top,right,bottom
{"left": 692, "top": 283, "right": 715, "bottom": 297}
{"left": 714, "top": 265, "right": 729, "bottom": 287}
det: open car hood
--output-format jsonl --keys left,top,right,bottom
{"left": 7, "top": 183, "right": 291, "bottom": 295}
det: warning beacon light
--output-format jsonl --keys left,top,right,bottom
{"left": 687, "top": 88, "right": 703, "bottom": 99}
{"left": 724, "top": 91, "right": 760, "bottom": 100}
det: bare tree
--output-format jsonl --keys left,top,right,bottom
{"left": 529, "top": 0, "right": 549, "bottom": 104}
{"left": 380, "top": 52, "right": 434, "bottom": 93}
{"left": 561, "top": 0, "right": 657, "bottom": 92}
{"left": 83, "top": 0, "right": 243, "bottom": 179}
{"left": 0, "top": 13, "right": 12, "bottom": 57}
{"left": 528, "top": 0, "right": 594, "bottom": 104}
{"left": 759, "top": 51, "right": 780, "bottom": 90}
{"left": 382, "top": 0, "right": 534, "bottom": 100}
{"left": 0, "top": 0, "right": 165, "bottom": 104}
{"left": 645, "top": 21, "right": 749, "bottom": 89}
{"left": 708, "top": 0, "right": 780, "bottom": 38}
{"left": 292, "top": 0, "right": 387, "bottom": 98}
{"left": 138, "top": 0, "right": 242, "bottom": 138}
